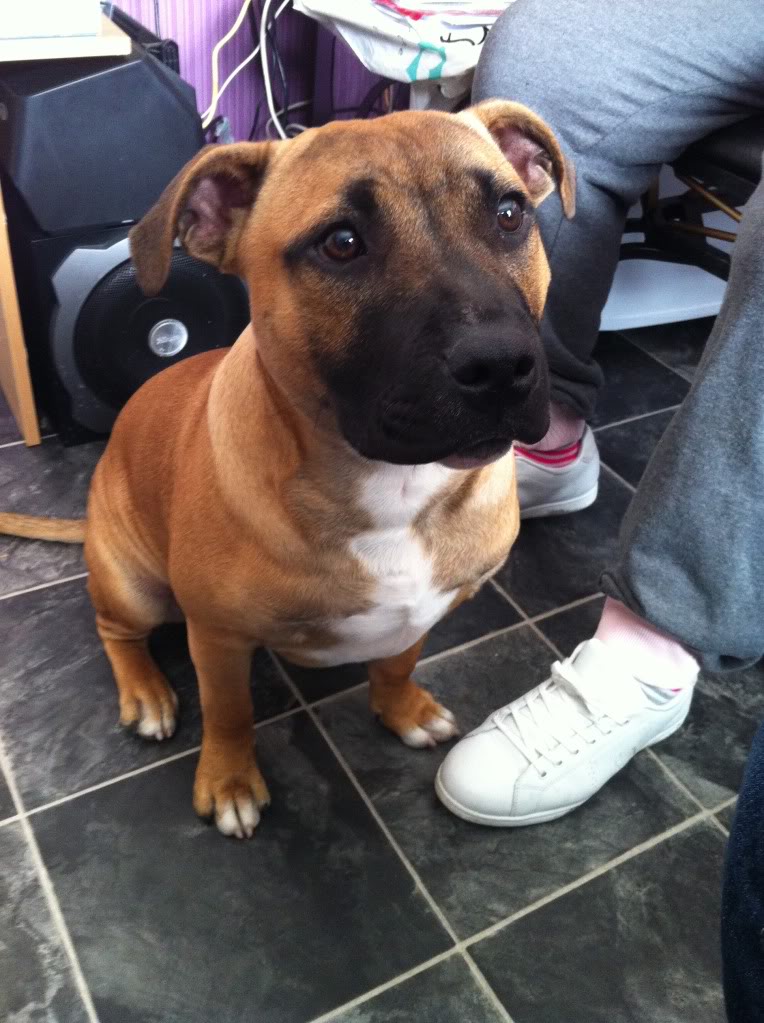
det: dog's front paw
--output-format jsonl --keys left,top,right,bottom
{"left": 375, "top": 683, "right": 460, "bottom": 749}
{"left": 400, "top": 703, "right": 459, "bottom": 749}
{"left": 193, "top": 757, "right": 271, "bottom": 839}
{"left": 119, "top": 673, "right": 178, "bottom": 741}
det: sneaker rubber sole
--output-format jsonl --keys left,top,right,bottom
{"left": 519, "top": 481, "right": 599, "bottom": 520}
{"left": 435, "top": 694, "right": 691, "bottom": 827}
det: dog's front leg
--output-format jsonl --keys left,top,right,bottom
{"left": 187, "top": 621, "right": 270, "bottom": 839}
{"left": 368, "top": 638, "right": 459, "bottom": 749}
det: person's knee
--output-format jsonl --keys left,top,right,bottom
{"left": 473, "top": 0, "right": 556, "bottom": 109}
{"left": 473, "top": 0, "right": 592, "bottom": 136}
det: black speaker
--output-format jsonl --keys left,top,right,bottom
{"left": 0, "top": 28, "right": 249, "bottom": 443}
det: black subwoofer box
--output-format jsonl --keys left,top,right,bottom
{"left": 0, "top": 34, "right": 248, "bottom": 443}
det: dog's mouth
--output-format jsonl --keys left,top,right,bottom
{"left": 439, "top": 437, "right": 513, "bottom": 471}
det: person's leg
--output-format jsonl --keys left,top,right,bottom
{"left": 602, "top": 163, "right": 764, "bottom": 673}
{"left": 474, "top": 0, "right": 764, "bottom": 419}
{"left": 436, "top": 166, "right": 764, "bottom": 826}
{"left": 722, "top": 722, "right": 764, "bottom": 1022}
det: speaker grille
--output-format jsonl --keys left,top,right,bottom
{"left": 73, "top": 250, "right": 249, "bottom": 410}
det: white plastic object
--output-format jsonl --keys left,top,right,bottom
{"left": 601, "top": 207, "right": 730, "bottom": 331}
{"left": 293, "top": 0, "right": 516, "bottom": 83}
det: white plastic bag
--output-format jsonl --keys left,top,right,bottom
{"left": 294, "top": 0, "right": 515, "bottom": 83}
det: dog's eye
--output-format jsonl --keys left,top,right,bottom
{"left": 319, "top": 227, "right": 364, "bottom": 263}
{"left": 497, "top": 196, "right": 524, "bottom": 233}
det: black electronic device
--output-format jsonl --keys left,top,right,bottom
{"left": 0, "top": 27, "right": 248, "bottom": 443}
{"left": 101, "top": 3, "right": 181, "bottom": 74}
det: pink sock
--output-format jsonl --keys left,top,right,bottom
{"left": 529, "top": 402, "right": 585, "bottom": 451}
{"left": 595, "top": 598, "right": 699, "bottom": 690}
{"left": 516, "top": 403, "right": 585, "bottom": 466}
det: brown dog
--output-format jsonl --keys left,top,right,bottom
{"left": 2, "top": 101, "right": 573, "bottom": 838}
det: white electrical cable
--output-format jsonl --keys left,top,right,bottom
{"left": 202, "top": 0, "right": 253, "bottom": 129}
{"left": 203, "top": 0, "right": 292, "bottom": 133}
{"left": 203, "top": 44, "right": 261, "bottom": 128}
{"left": 260, "top": 0, "right": 290, "bottom": 140}
{"left": 264, "top": 99, "right": 311, "bottom": 138}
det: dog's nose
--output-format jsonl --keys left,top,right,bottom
{"left": 446, "top": 325, "right": 537, "bottom": 398}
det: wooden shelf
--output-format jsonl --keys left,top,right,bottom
{"left": 0, "top": 14, "right": 130, "bottom": 64}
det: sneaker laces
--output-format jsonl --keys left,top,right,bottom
{"left": 491, "top": 656, "right": 635, "bottom": 778}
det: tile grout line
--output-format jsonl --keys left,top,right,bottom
{"left": 600, "top": 460, "right": 637, "bottom": 494}
{"left": 267, "top": 650, "right": 462, "bottom": 943}
{"left": 620, "top": 332, "right": 695, "bottom": 383}
{"left": 419, "top": 618, "right": 531, "bottom": 666}
{"left": 644, "top": 747, "right": 707, "bottom": 814}
{"left": 418, "top": 591, "right": 603, "bottom": 668}
{"left": 710, "top": 814, "right": 731, "bottom": 838}
{"left": 462, "top": 797, "right": 736, "bottom": 951}
{"left": 22, "top": 745, "right": 203, "bottom": 820}
{"left": 489, "top": 578, "right": 530, "bottom": 620}
{"left": 306, "top": 794, "right": 737, "bottom": 1023}
{"left": 303, "top": 948, "right": 462, "bottom": 1023}
{"left": 529, "top": 592, "right": 602, "bottom": 625}
{"left": 268, "top": 651, "right": 520, "bottom": 1023}
{"left": 492, "top": 579, "right": 606, "bottom": 638}
{"left": 0, "top": 432, "right": 57, "bottom": 450}
{"left": 0, "top": 732, "right": 100, "bottom": 1023}
{"left": 524, "top": 616, "right": 562, "bottom": 659}
{"left": 19, "top": 702, "right": 310, "bottom": 821}
{"left": 461, "top": 950, "right": 516, "bottom": 1023}
{"left": 592, "top": 405, "right": 680, "bottom": 434}
{"left": 0, "top": 571, "right": 89, "bottom": 603}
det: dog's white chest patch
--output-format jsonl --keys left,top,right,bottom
{"left": 309, "top": 463, "right": 459, "bottom": 666}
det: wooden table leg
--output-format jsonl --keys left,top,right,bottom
{"left": 0, "top": 181, "right": 41, "bottom": 446}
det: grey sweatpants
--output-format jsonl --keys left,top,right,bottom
{"left": 475, "top": 0, "right": 764, "bottom": 670}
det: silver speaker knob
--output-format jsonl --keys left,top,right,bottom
{"left": 148, "top": 318, "right": 188, "bottom": 357}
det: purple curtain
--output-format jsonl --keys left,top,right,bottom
{"left": 119, "top": 1, "right": 402, "bottom": 140}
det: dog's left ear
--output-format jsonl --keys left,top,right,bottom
{"left": 462, "top": 100, "right": 576, "bottom": 218}
{"left": 129, "top": 141, "right": 275, "bottom": 295}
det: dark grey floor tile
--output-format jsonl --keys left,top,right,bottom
{"left": 0, "top": 579, "right": 297, "bottom": 808}
{"left": 471, "top": 821, "right": 726, "bottom": 1023}
{"left": 277, "top": 657, "right": 369, "bottom": 703}
{"left": 320, "top": 628, "right": 697, "bottom": 938}
{"left": 0, "top": 821, "right": 89, "bottom": 1023}
{"left": 35, "top": 714, "right": 451, "bottom": 1023}
{"left": 0, "top": 772, "right": 15, "bottom": 821}
{"left": 535, "top": 596, "right": 605, "bottom": 655}
{"left": 278, "top": 586, "right": 521, "bottom": 701}
{"left": 0, "top": 436, "right": 103, "bottom": 595}
{"left": 496, "top": 472, "right": 632, "bottom": 617}
{"left": 0, "top": 392, "right": 53, "bottom": 446}
{"left": 332, "top": 956, "right": 506, "bottom": 1022}
{"left": 0, "top": 392, "right": 22, "bottom": 446}
{"left": 596, "top": 408, "right": 675, "bottom": 487}
{"left": 423, "top": 584, "right": 521, "bottom": 658}
{"left": 656, "top": 661, "right": 764, "bottom": 807}
{"left": 716, "top": 800, "right": 736, "bottom": 831}
{"left": 591, "top": 332, "right": 690, "bottom": 428}
{"left": 625, "top": 316, "right": 714, "bottom": 381}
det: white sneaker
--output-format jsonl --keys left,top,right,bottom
{"left": 516, "top": 426, "right": 600, "bottom": 519}
{"left": 435, "top": 639, "right": 693, "bottom": 827}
